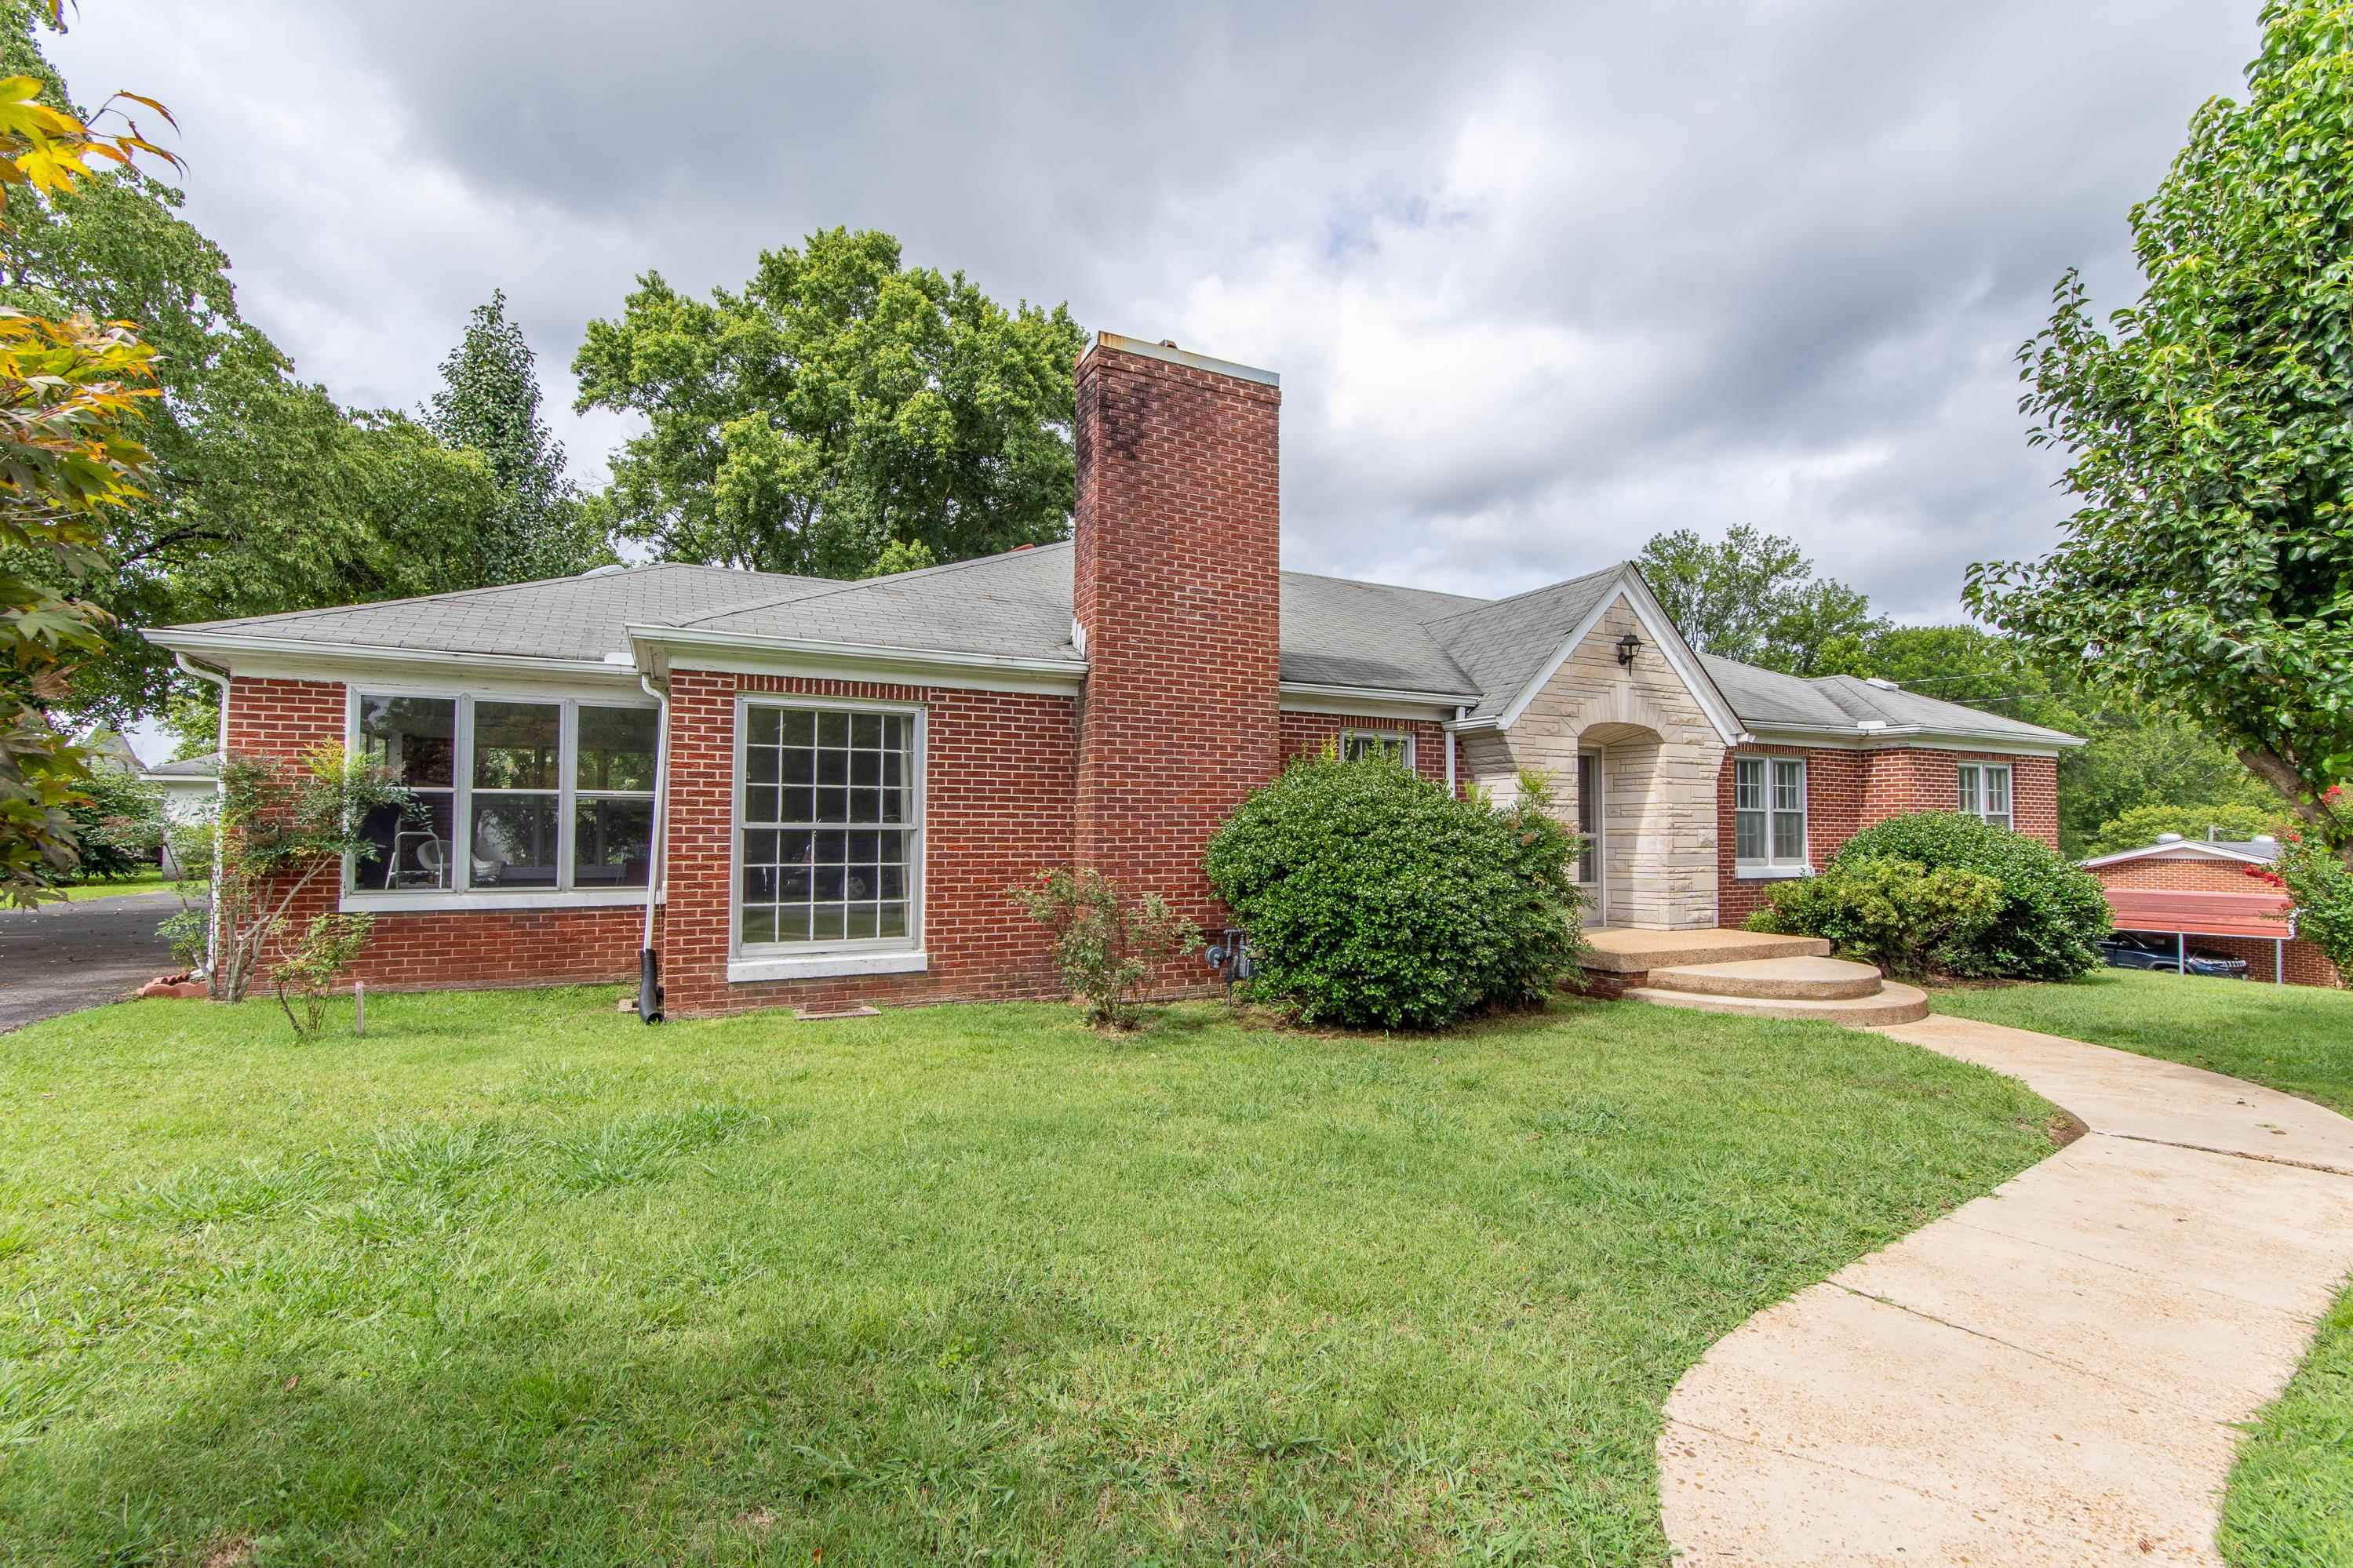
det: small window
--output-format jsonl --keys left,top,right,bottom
{"left": 1958, "top": 762, "right": 2012, "bottom": 831}
{"left": 1342, "top": 729, "right": 1414, "bottom": 769}
{"left": 738, "top": 702, "right": 920, "bottom": 952}
{"left": 1734, "top": 755, "right": 1807, "bottom": 874}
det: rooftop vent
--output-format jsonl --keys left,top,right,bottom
{"left": 1863, "top": 676, "right": 1900, "bottom": 689}
{"left": 580, "top": 562, "right": 628, "bottom": 577}
{"left": 2154, "top": 832, "right": 2185, "bottom": 844}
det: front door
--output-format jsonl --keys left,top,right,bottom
{"left": 1575, "top": 750, "right": 1605, "bottom": 923}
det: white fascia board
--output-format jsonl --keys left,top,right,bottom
{"left": 2077, "top": 842, "right": 2273, "bottom": 871}
{"left": 1493, "top": 570, "right": 1748, "bottom": 748}
{"left": 1741, "top": 723, "right": 2075, "bottom": 758}
{"left": 1278, "top": 682, "right": 1475, "bottom": 719}
{"left": 628, "top": 624, "right": 1087, "bottom": 693}
{"left": 146, "top": 631, "right": 639, "bottom": 693}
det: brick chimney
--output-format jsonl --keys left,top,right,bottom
{"left": 1071, "top": 333, "right": 1282, "bottom": 926}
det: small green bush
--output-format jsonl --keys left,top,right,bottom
{"left": 1203, "top": 756, "right": 1583, "bottom": 1029}
{"left": 1744, "top": 857, "right": 2003, "bottom": 979}
{"left": 1816, "top": 812, "right": 2109, "bottom": 979}
{"left": 1011, "top": 868, "right": 1203, "bottom": 1029}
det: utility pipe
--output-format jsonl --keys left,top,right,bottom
{"left": 637, "top": 672, "right": 669, "bottom": 1022}
{"left": 173, "top": 652, "right": 231, "bottom": 982}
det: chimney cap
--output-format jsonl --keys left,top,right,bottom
{"left": 1089, "top": 331, "right": 1280, "bottom": 387}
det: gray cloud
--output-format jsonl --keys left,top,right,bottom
{"left": 56, "top": 0, "right": 2257, "bottom": 631}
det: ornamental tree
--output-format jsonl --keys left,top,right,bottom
{"left": 1965, "top": 0, "right": 2353, "bottom": 856}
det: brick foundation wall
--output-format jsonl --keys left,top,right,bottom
{"left": 657, "top": 670, "right": 1080, "bottom": 1018}
{"left": 1277, "top": 711, "right": 1447, "bottom": 788}
{"left": 222, "top": 676, "right": 650, "bottom": 991}
{"left": 1717, "top": 745, "right": 2064, "bottom": 926}
{"left": 1071, "top": 339, "right": 1281, "bottom": 940}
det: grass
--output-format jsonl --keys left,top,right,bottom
{"left": 44, "top": 871, "right": 173, "bottom": 902}
{"left": 0, "top": 988, "right": 2059, "bottom": 1566}
{"left": 1930, "top": 968, "right": 2353, "bottom": 1568}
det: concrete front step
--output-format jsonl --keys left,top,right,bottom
{"left": 1582, "top": 928, "right": 1834, "bottom": 975}
{"left": 1646, "top": 955, "right": 1886, "bottom": 1002}
{"left": 1623, "top": 980, "right": 1931, "bottom": 1026}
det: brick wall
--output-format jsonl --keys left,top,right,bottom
{"left": 1071, "top": 339, "right": 1281, "bottom": 937}
{"left": 657, "top": 670, "right": 1080, "bottom": 1017}
{"left": 1277, "top": 711, "right": 1447, "bottom": 788}
{"left": 1717, "top": 745, "right": 2063, "bottom": 925}
{"left": 221, "top": 675, "right": 650, "bottom": 991}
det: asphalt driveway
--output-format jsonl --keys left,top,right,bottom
{"left": 0, "top": 892, "right": 182, "bottom": 1032}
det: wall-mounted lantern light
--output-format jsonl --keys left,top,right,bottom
{"left": 1616, "top": 631, "right": 1643, "bottom": 668}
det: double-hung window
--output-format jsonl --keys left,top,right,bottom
{"left": 736, "top": 700, "right": 922, "bottom": 959}
{"left": 351, "top": 693, "right": 658, "bottom": 900}
{"left": 1957, "top": 762, "right": 2012, "bottom": 831}
{"left": 1342, "top": 729, "right": 1414, "bottom": 769}
{"left": 1733, "top": 755, "right": 1808, "bottom": 875}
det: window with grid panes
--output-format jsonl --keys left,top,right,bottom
{"left": 1733, "top": 755, "right": 1808, "bottom": 872}
{"left": 738, "top": 704, "right": 919, "bottom": 950}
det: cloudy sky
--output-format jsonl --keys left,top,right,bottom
{"left": 56, "top": 0, "right": 2256, "bottom": 622}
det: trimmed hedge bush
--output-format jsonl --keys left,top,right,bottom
{"left": 1203, "top": 756, "right": 1584, "bottom": 1029}
{"left": 1742, "top": 857, "right": 2003, "bottom": 980}
{"left": 1765, "top": 811, "right": 2108, "bottom": 979}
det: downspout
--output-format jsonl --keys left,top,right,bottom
{"left": 173, "top": 652, "right": 231, "bottom": 984}
{"left": 637, "top": 672, "right": 668, "bottom": 1023}
{"left": 1444, "top": 705, "right": 1465, "bottom": 796}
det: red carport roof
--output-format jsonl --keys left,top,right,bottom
{"left": 2103, "top": 889, "right": 2294, "bottom": 940}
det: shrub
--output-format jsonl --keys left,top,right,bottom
{"left": 1744, "top": 857, "right": 2003, "bottom": 979}
{"left": 1202, "top": 756, "right": 1583, "bottom": 1030}
{"left": 1011, "top": 868, "right": 1203, "bottom": 1029}
{"left": 271, "top": 913, "right": 374, "bottom": 1039}
{"left": 56, "top": 766, "right": 162, "bottom": 882}
{"left": 2259, "top": 795, "right": 2353, "bottom": 979}
{"left": 1821, "top": 812, "right": 2108, "bottom": 979}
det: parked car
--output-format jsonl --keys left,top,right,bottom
{"left": 2097, "top": 932, "right": 2251, "bottom": 978}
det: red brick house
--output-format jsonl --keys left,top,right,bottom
{"left": 2081, "top": 835, "right": 2343, "bottom": 988}
{"left": 150, "top": 334, "right": 2082, "bottom": 1018}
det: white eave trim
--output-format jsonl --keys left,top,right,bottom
{"left": 626, "top": 624, "right": 1087, "bottom": 686}
{"left": 1741, "top": 722, "right": 2080, "bottom": 756}
{"left": 1491, "top": 569, "right": 1748, "bottom": 748}
{"left": 2077, "top": 842, "right": 2276, "bottom": 871}
{"left": 145, "top": 629, "right": 624, "bottom": 679}
{"left": 1279, "top": 681, "right": 1478, "bottom": 719}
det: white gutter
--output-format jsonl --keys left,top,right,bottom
{"left": 147, "top": 629, "right": 619, "bottom": 679}
{"left": 1279, "top": 679, "right": 1484, "bottom": 708}
{"left": 625, "top": 623, "right": 1088, "bottom": 680}
{"left": 1743, "top": 721, "right": 2085, "bottom": 751}
{"left": 173, "top": 652, "right": 231, "bottom": 980}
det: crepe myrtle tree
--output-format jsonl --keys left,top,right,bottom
{"left": 162, "top": 745, "right": 414, "bottom": 1002}
{"left": 1967, "top": 0, "right": 2353, "bottom": 857}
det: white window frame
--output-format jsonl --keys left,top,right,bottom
{"left": 1957, "top": 762, "right": 2013, "bottom": 831}
{"left": 1342, "top": 728, "right": 1415, "bottom": 769}
{"left": 1733, "top": 754, "right": 1809, "bottom": 879}
{"left": 728, "top": 693, "right": 928, "bottom": 984}
{"left": 342, "top": 686, "right": 660, "bottom": 912}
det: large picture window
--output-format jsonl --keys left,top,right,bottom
{"left": 1733, "top": 755, "right": 1808, "bottom": 875}
{"left": 737, "top": 701, "right": 920, "bottom": 952}
{"left": 351, "top": 692, "right": 657, "bottom": 898}
{"left": 1957, "top": 762, "right": 2012, "bottom": 831}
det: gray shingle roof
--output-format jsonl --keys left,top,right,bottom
{"left": 151, "top": 549, "right": 2081, "bottom": 748}
{"left": 142, "top": 751, "right": 219, "bottom": 779}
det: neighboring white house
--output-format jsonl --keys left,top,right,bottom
{"left": 135, "top": 751, "right": 218, "bottom": 879}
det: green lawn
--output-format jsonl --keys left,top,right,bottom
{"left": 0, "top": 990, "right": 2056, "bottom": 1566}
{"left": 1930, "top": 969, "right": 2353, "bottom": 1568}
{"left": 44, "top": 871, "right": 173, "bottom": 902}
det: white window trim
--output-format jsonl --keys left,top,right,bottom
{"left": 1958, "top": 762, "right": 2015, "bottom": 830}
{"left": 729, "top": 693, "right": 927, "bottom": 982}
{"left": 341, "top": 684, "right": 659, "bottom": 911}
{"left": 1341, "top": 727, "right": 1415, "bottom": 769}
{"left": 1733, "top": 753, "right": 1811, "bottom": 879}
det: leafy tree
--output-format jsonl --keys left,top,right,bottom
{"left": 56, "top": 758, "right": 158, "bottom": 881}
{"left": 858, "top": 538, "right": 936, "bottom": 579}
{"left": 424, "top": 289, "right": 608, "bottom": 581}
{"left": 1637, "top": 523, "right": 1887, "bottom": 674}
{"left": 1966, "top": 0, "right": 2353, "bottom": 854}
{"left": 574, "top": 227, "right": 1087, "bottom": 577}
{"left": 2082, "top": 802, "right": 2289, "bottom": 858}
{"left": 0, "top": 5, "right": 510, "bottom": 729}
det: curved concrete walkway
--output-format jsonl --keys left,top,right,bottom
{"left": 1658, "top": 1013, "right": 2353, "bottom": 1566}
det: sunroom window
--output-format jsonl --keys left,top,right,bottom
{"left": 1733, "top": 755, "right": 1808, "bottom": 875}
{"left": 1957, "top": 762, "right": 2012, "bottom": 831}
{"left": 352, "top": 693, "right": 657, "bottom": 897}
{"left": 737, "top": 702, "right": 920, "bottom": 951}
{"left": 1342, "top": 729, "right": 1414, "bottom": 768}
